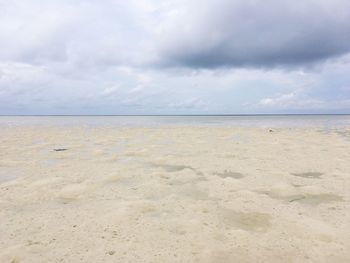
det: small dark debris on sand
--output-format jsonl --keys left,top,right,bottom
{"left": 269, "top": 129, "right": 274, "bottom": 132}
{"left": 54, "top": 148, "right": 68, "bottom": 152}
{"left": 289, "top": 196, "right": 306, "bottom": 203}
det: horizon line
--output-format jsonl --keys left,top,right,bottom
{"left": 1, "top": 114, "right": 350, "bottom": 117}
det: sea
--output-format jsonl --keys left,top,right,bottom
{"left": 0, "top": 115, "right": 350, "bottom": 129}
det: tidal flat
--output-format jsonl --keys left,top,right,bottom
{"left": 0, "top": 125, "right": 350, "bottom": 262}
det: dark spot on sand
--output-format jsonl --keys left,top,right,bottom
{"left": 291, "top": 172, "right": 323, "bottom": 179}
{"left": 289, "top": 196, "right": 306, "bottom": 203}
{"left": 107, "top": 251, "right": 116, "bottom": 255}
{"left": 54, "top": 148, "right": 68, "bottom": 152}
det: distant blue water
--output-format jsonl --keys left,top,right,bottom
{"left": 0, "top": 115, "right": 350, "bottom": 128}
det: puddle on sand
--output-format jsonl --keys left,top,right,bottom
{"left": 290, "top": 193, "right": 343, "bottom": 205}
{"left": 335, "top": 130, "right": 350, "bottom": 141}
{"left": 150, "top": 163, "right": 194, "bottom": 172}
{"left": 259, "top": 191, "right": 343, "bottom": 206}
{"left": 214, "top": 170, "right": 245, "bottom": 179}
{"left": 219, "top": 208, "right": 271, "bottom": 232}
{"left": 0, "top": 168, "right": 23, "bottom": 183}
{"left": 41, "top": 159, "right": 57, "bottom": 166}
{"left": 167, "top": 176, "right": 207, "bottom": 186}
{"left": 147, "top": 163, "right": 203, "bottom": 176}
{"left": 179, "top": 186, "right": 212, "bottom": 200}
{"left": 291, "top": 172, "right": 323, "bottom": 179}
{"left": 144, "top": 184, "right": 214, "bottom": 201}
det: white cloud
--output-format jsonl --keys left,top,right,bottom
{"left": 257, "top": 90, "right": 350, "bottom": 111}
{"left": 258, "top": 91, "right": 324, "bottom": 109}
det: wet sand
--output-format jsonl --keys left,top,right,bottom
{"left": 0, "top": 126, "right": 350, "bottom": 262}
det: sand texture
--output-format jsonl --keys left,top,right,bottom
{"left": 0, "top": 126, "right": 350, "bottom": 262}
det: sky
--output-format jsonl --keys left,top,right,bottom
{"left": 0, "top": 0, "right": 350, "bottom": 115}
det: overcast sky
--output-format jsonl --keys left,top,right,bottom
{"left": 1, "top": 0, "right": 350, "bottom": 114}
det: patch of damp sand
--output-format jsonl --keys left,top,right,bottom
{"left": 0, "top": 168, "right": 24, "bottom": 184}
{"left": 56, "top": 181, "right": 96, "bottom": 203}
{"left": 1, "top": 126, "right": 350, "bottom": 262}
{"left": 214, "top": 170, "right": 245, "bottom": 179}
{"left": 149, "top": 163, "right": 194, "bottom": 172}
{"left": 291, "top": 172, "right": 323, "bottom": 179}
{"left": 281, "top": 217, "right": 337, "bottom": 244}
{"left": 161, "top": 169, "right": 207, "bottom": 186}
{"left": 260, "top": 191, "right": 343, "bottom": 205}
{"left": 146, "top": 162, "right": 205, "bottom": 178}
{"left": 257, "top": 183, "right": 343, "bottom": 205}
{"left": 179, "top": 186, "right": 213, "bottom": 201}
{"left": 219, "top": 208, "right": 271, "bottom": 232}
{"left": 142, "top": 181, "right": 214, "bottom": 201}
{"left": 291, "top": 193, "right": 343, "bottom": 205}
{"left": 167, "top": 177, "right": 207, "bottom": 186}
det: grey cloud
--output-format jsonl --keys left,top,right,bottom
{"left": 158, "top": 0, "right": 350, "bottom": 68}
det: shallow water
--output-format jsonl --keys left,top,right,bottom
{"left": 0, "top": 115, "right": 350, "bottom": 128}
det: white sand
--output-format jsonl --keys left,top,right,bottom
{"left": 0, "top": 126, "right": 350, "bottom": 262}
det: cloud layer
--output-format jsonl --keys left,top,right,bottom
{"left": 0, "top": 0, "right": 350, "bottom": 114}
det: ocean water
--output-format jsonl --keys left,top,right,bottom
{"left": 0, "top": 115, "right": 350, "bottom": 128}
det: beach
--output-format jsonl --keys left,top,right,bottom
{"left": 0, "top": 118, "right": 350, "bottom": 262}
